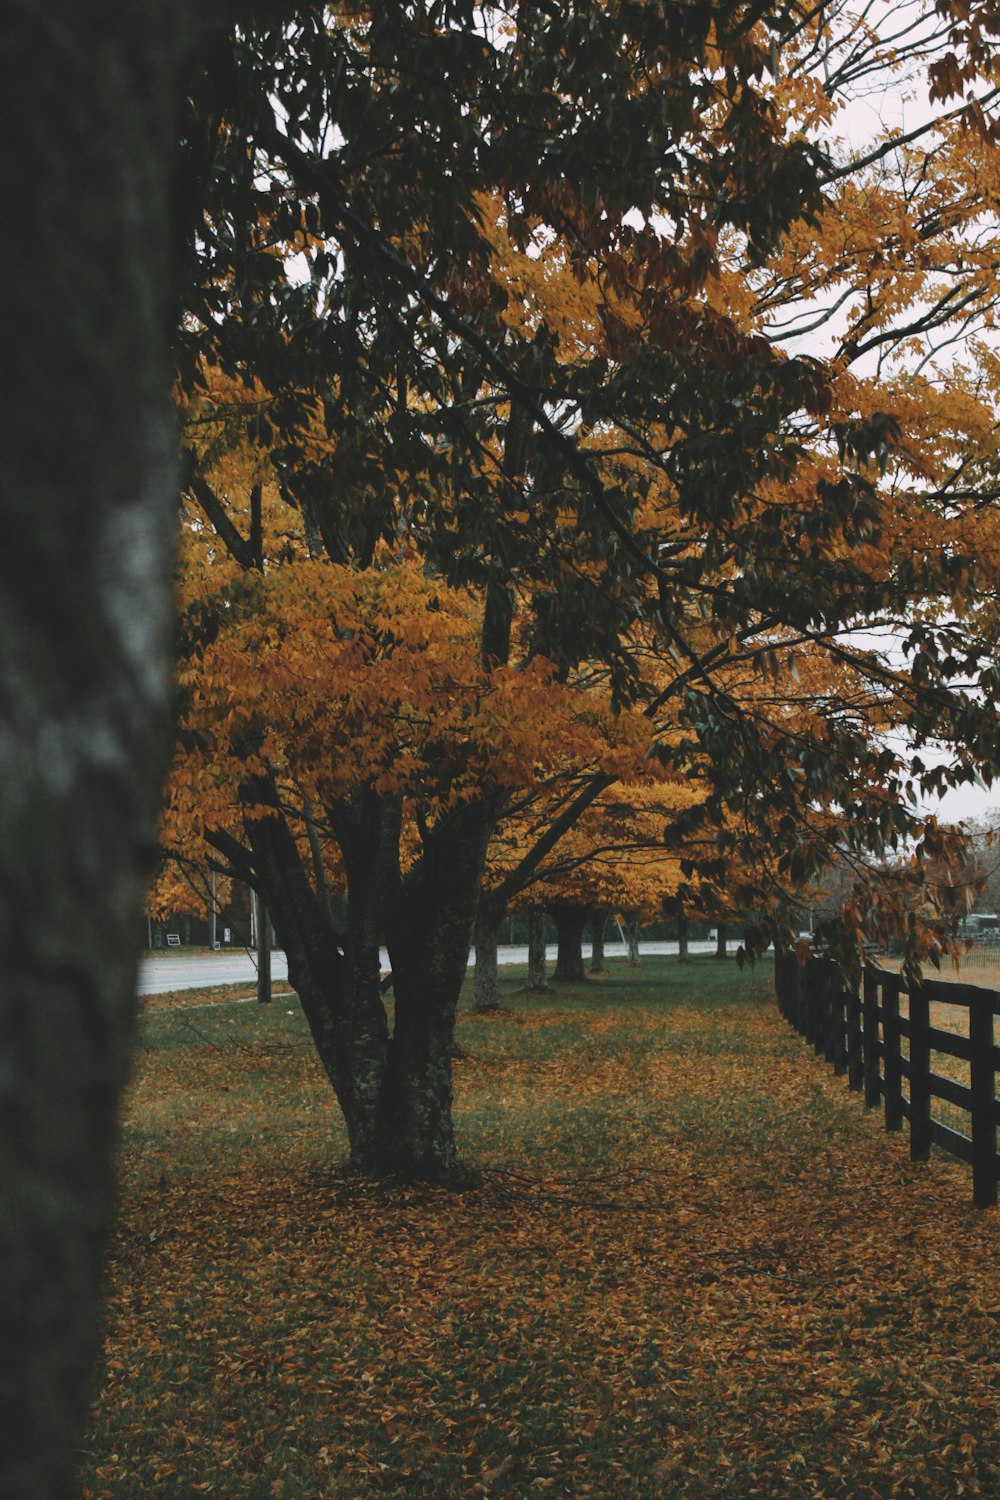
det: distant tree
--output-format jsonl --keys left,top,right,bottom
{"left": 474, "top": 773, "right": 693, "bottom": 997}
{"left": 526, "top": 908, "right": 550, "bottom": 995}
{"left": 589, "top": 911, "right": 609, "bottom": 974}
{"left": 964, "top": 813, "right": 1000, "bottom": 916}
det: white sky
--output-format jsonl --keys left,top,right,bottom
{"left": 796, "top": 18, "right": 1000, "bottom": 831}
{"left": 926, "top": 778, "right": 999, "bottom": 827}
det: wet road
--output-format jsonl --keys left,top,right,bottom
{"left": 139, "top": 940, "right": 724, "bottom": 995}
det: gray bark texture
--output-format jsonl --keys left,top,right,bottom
{"left": 677, "top": 906, "right": 690, "bottom": 963}
{"left": 626, "top": 914, "right": 642, "bottom": 966}
{"left": 473, "top": 903, "right": 502, "bottom": 1012}
{"left": 589, "top": 909, "right": 607, "bottom": 972}
{"left": 526, "top": 907, "right": 549, "bottom": 991}
{"left": 0, "top": 8, "right": 188, "bottom": 1497}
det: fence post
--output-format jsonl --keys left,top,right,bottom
{"left": 831, "top": 968, "right": 849, "bottom": 1077}
{"left": 802, "top": 957, "right": 813, "bottom": 1045}
{"left": 882, "top": 972, "right": 904, "bottom": 1132}
{"left": 795, "top": 958, "right": 808, "bottom": 1038}
{"left": 809, "top": 959, "right": 824, "bottom": 1054}
{"left": 820, "top": 962, "right": 836, "bottom": 1063}
{"left": 846, "top": 974, "right": 863, "bottom": 1091}
{"left": 863, "top": 968, "right": 881, "bottom": 1109}
{"left": 969, "top": 995, "right": 998, "bottom": 1209}
{"left": 776, "top": 951, "right": 791, "bottom": 1021}
{"left": 908, "top": 983, "right": 932, "bottom": 1162}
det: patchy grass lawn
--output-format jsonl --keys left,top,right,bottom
{"left": 139, "top": 982, "right": 296, "bottom": 1013}
{"left": 81, "top": 956, "right": 998, "bottom": 1499}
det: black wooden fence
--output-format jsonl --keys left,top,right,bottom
{"left": 774, "top": 951, "right": 1000, "bottom": 1208}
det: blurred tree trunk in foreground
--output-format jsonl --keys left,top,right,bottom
{"left": 0, "top": 7, "right": 191, "bottom": 1495}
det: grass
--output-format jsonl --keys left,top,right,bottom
{"left": 139, "top": 982, "right": 296, "bottom": 1013}
{"left": 873, "top": 959, "right": 1000, "bottom": 1141}
{"left": 81, "top": 956, "right": 999, "bottom": 1499}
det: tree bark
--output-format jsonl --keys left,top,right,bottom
{"left": 302, "top": 789, "right": 337, "bottom": 927}
{"left": 715, "top": 922, "right": 729, "bottom": 959}
{"left": 255, "top": 892, "right": 272, "bottom": 1004}
{"left": 0, "top": 8, "right": 190, "bottom": 1496}
{"left": 589, "top": 908, "right": 608, "bottom": 972}
{"left": 626, "top": 913, "right": 642, "bottom": 966}
{"left": 238, "top": 804, "right": 389, "bottom": 1173}
{"left": 677, "top": 905, "right": 690, "bottom": 963}
{"left": 526, "top": 906, "right": 549, "bottom": 991}
{"left": 473, "top": 899, "right": 504, "bottom": 1012}
{"left": 384, "top": 800, "right": 493, "bottom": 1181}
{"left": 552, "top": 905, "right": 587, "bottom": 983}
{"left": 234, "top": 788, "right": 494, "bottom": 1184}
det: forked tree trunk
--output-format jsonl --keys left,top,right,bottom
{"left": 589, "top": 909, "right": 608, "bottom": 972}
{"left": 235, "top": 791, "right": 492, "bottom": 1184}
{"left": 229, "top": 798, "right": 392, "bottom": 1176}
{"left": 552, "top": 905, "right": 587, "bottom": 983}
{"left": 527, "top": 907, "right": 549, "bottom": 991}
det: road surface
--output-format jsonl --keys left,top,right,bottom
{"left": 139, "top": 940, "right": 726, "bottom": 995}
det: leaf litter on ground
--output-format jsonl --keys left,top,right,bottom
{"left": 82, "top": 957, "right": 998, "bottom": 1500}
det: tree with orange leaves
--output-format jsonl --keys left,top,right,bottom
{"left": 167, "top": 2, "right": 1000, "bottom": 1183}
{"left": 472, "top": 778, "right": 697, "bottom": 1002}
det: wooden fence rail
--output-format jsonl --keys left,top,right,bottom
{"left": 774, "top": 952, "right": 1000, "bottom": 1208}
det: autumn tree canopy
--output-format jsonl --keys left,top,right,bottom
{"left": 168, "top": 0, "right": 1000, "bottom": 1180}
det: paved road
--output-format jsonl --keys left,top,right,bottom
{"left": 139, "top": 940, "right": 725, "bottom": 995}
{"left": 138, "top": 951, "right": 290, "bottom": 995}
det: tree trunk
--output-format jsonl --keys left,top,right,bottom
{"left": 0, "top": 8, "right": 189, "bottom": 1496}
{"left": 240, "top": 788, "right": 496, "bottom": 1183}
{"left": 715, "top": 922, "right": 729, "bottom": 959}
{"left": 552, "top": 905, "right": 587, "bottom": 983}
{"left": 677, "top": 905, "right": 690, "bottom": 963}
{"left": 527, "top": 906, "right": 549, "bottom": 991}
{"left": 302, "top": 789, "right": 337, "bottom": 926}
{"left": 626, "top": 914, "right": 642, "bottom": 966}
{"left": 230, "top": 798, "right": 392, "bottom": 1178}
{"left": 589, "top": 909, "right": 608, "bottom": 972}
{"left": 473, "top": 899, "right": 504, "bottom": 1012}
{"left": 384, "top": 800, "right": 493, "bottom": 1182}
{"left": 255, "top": 892, "right": 272, "bottom": 1004}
